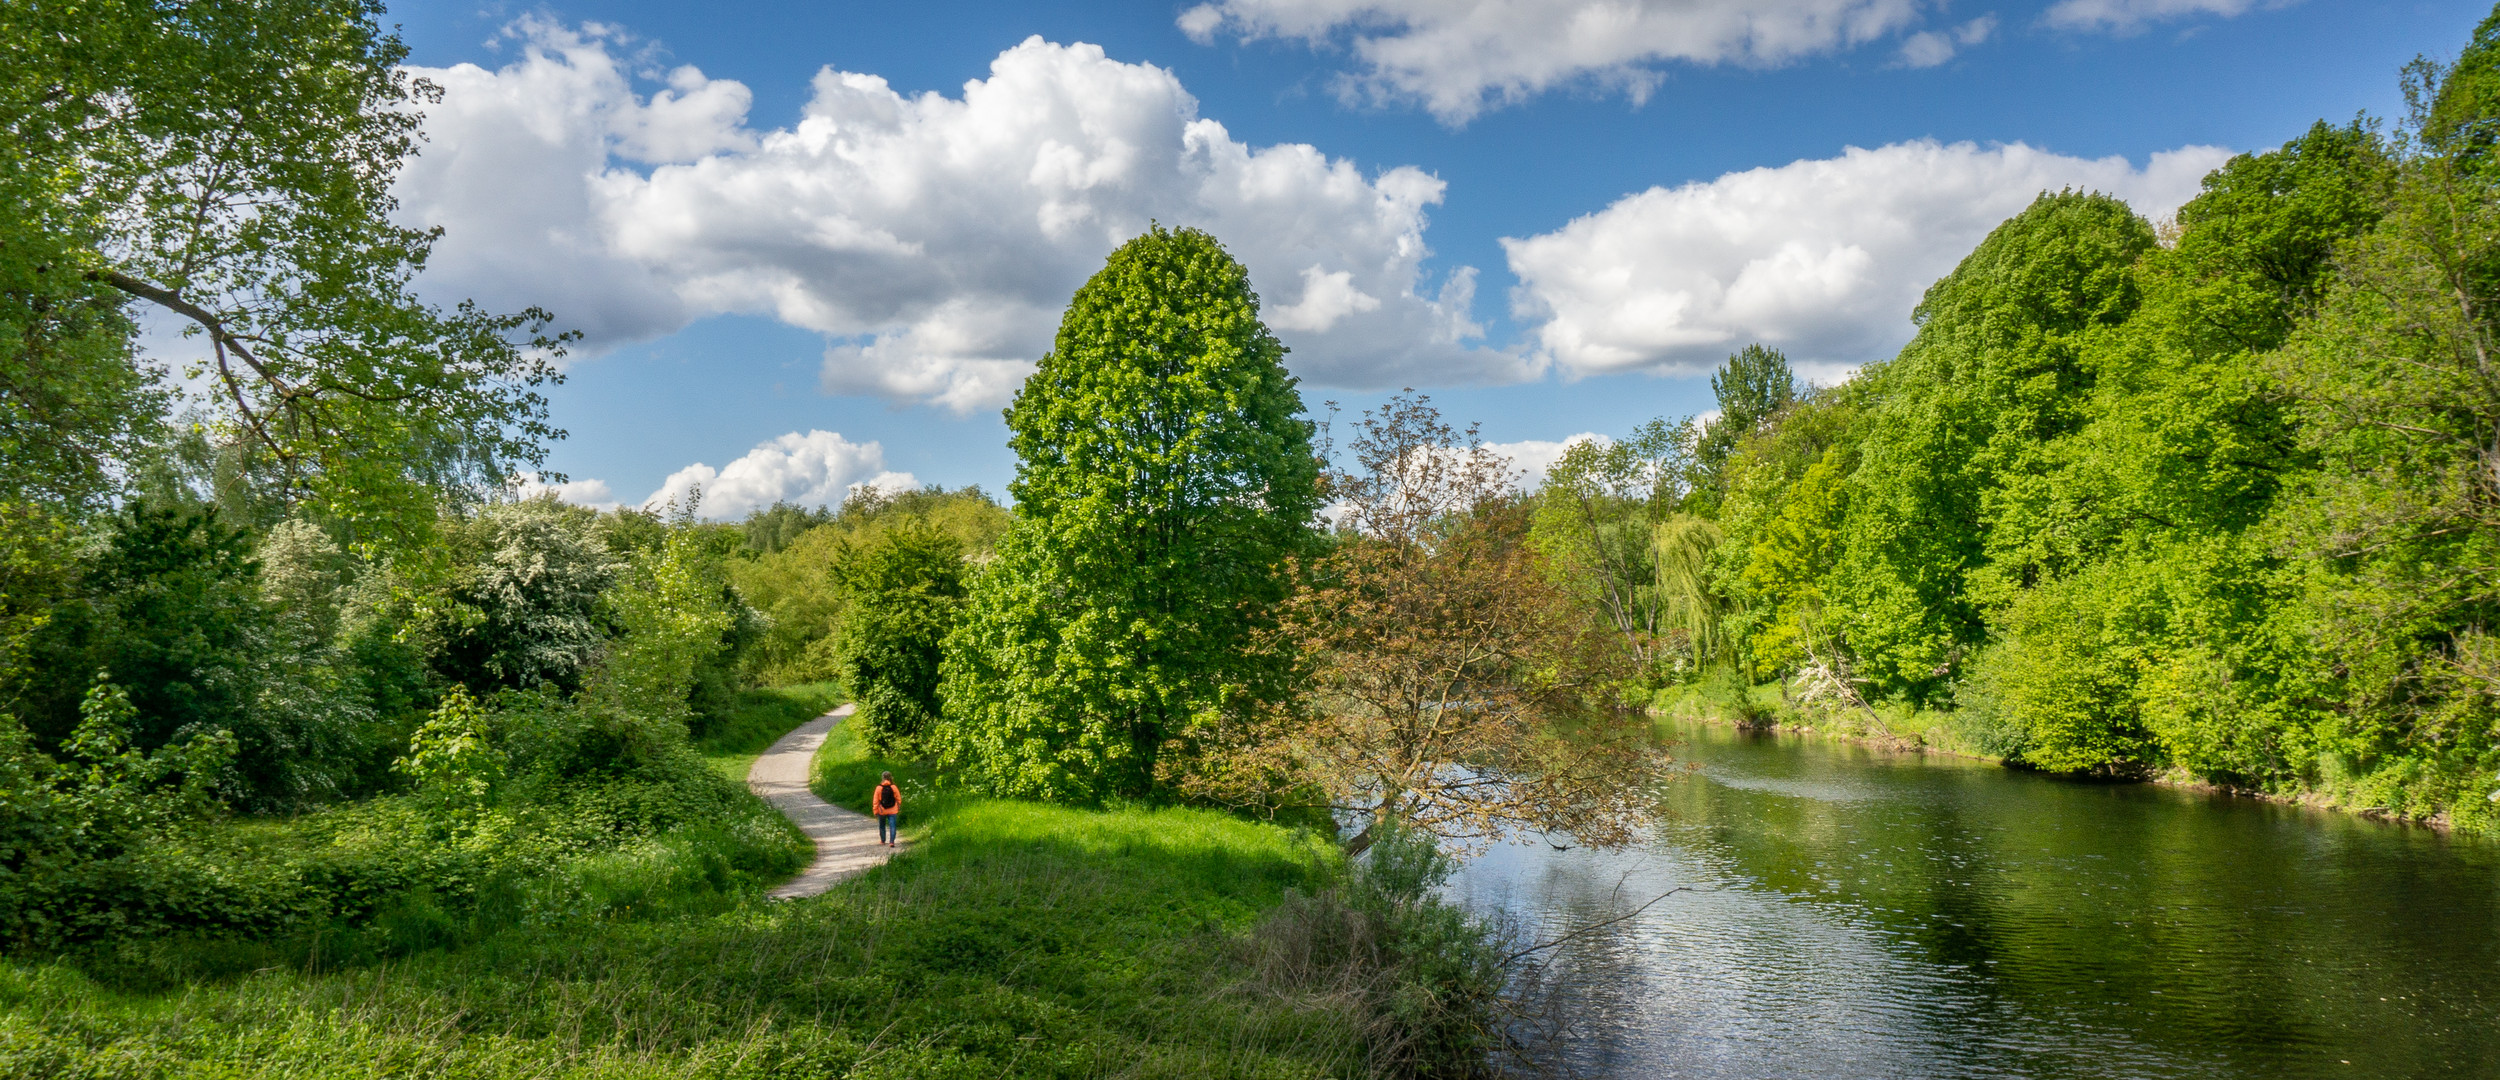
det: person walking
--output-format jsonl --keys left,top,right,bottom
{"left": 872, "top": 771, "right": 902, "bottom": 847}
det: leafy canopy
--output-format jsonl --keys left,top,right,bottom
{"left": 938, "top": 226, "right": 1321, "bottom": 802}
{"left": 0, "top": 0, "right": 568, "bottom": 539}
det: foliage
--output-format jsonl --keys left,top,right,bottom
{"left": 590, "top": 528, "right": 741, "bottom": 756}
{"left": 6, "top": 502, "right": 371, "bottom": 810}
{"left": 1690, "top": 343, "right": 1799, "bottom": 511}
{"left": 836, "top": 523, "right": 966, "bottom": 754}
{"left": 1238, "top": 819, "right": 1510, "bottom": 1079}
{"left": 1667, "top": 23, "right": 2500, "bottom": 830}
{"left": 0, "top": 673, "right": 236, "bottom": 948}
{"left": 1651, "top": 513, "right": 1725, "bottom": 667}
{"left": 737, "top": 500, "right": 833, "bottom": 554}
{"left": 725, "top": 485, "right": 1008, "bottom": 687}
{"left": 938, "top": 226, "right": 1322, "bottom": 802}
{"left": 1189, "top": 394, "right": 1663, "bottom": 854}
{"left": 0, "top": 0, "right": 569, "bottom": 543}
{"left": 0, "top": 676, "right": 814, "bottom": 956}
{"left": 833, "top": 483, "right": 1015, "bottom": 551}
{"left": 394, "top": 686, "right": 503, "bottom": 805}
{"left": 1526, "top": 415, "right": 1695, "bottom": 673}
{"left": 411, "top": 498, "right": 620, "bottom": 696}
{"left": 1829, "top": 191, "right": 2157, "bottom": 704}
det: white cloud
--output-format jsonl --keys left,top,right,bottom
{"left": 398, "top": 25, "right": 1509, "bottom": 412}
{"left": 1486, "top": 432, "right": 1606, "bottom": 489}
{"left": 1897, "top": 14, "right": 1997, "bottom": 68}
{"left": 511, "top": 472, "right": 619, "bottom": 509}
{"left": 1177, "top": 0, "right": 1930, "bottom": 123}
{"left": 642, "top": 430, "right": 916, "bottom": 520}
{"left": 1501, "top": 139, "right": 2234, "bottom": 380}
{"left": 2044, "top": 0, "right": 2276, "bottom": 33}
{"left": 395, "top": 19, "right": 746, "bottom": 349}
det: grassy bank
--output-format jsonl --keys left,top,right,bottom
{"left": 1652, "top": 678, "right": 1990, "bottom": 760}
{"left": 0, "top": 688, "right": 1490, "bottom": 1078}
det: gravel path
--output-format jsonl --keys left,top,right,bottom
{"left": 745, "top": 704, "right": 899, "bottom": 899}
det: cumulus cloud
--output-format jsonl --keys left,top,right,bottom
{"left": 2044, "top": 0, "right": 2277, "bottom": 33}
{"left": 397, "top": 25, "right": 1507, "bottom": 412}
{"left": 1501, "top": 139, "right": 2234, "bottom": 381}
{"left": 1897, "top": 14, "right": 1997, "bottom": 68}
{"left": 642, "top": 430, "right": 916, "bottom": 520}
{"left": 396, "top": 19, "right": 748, "bottom": 347}
{"left": 1486, "top": 433, "right": 1605, "bottom": 489}
{"left": 1178, "top": 0, "right": 1937, "bottom": 123}
{"left": 511, "top": 472, "right": 619, "bottom": 509}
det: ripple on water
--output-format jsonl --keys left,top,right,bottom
{"left": 1448, "top": 719, "right": 2500, "bottom": 1079}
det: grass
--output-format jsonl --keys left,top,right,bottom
{"left": 696, "top": 680, "right": 844, "bottom": 780}
{"left": 0, "top": 688, "right": 1406, "bottom": 1079}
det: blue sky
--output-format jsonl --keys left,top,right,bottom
{"left": 376, "top": 0, "right": 2481, "bottom": 515}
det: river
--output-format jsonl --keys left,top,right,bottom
{"left": 1450, "top": 718, "right": 2500, "bottom": 1079}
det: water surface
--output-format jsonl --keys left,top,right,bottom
{"left": 1451, "top": 719, "right": 2500, "bottom": 1079}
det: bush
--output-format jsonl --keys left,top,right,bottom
{"left": 1240, "top": 821, "right": 1508, "bottom": 1079}
{"left": 0, "top": 682, "right": 809, "bottom": 960}
{"left": 11, "top": 502, "right": 367, "bottom": 810}
{"left": 835, "top": 522, "right": 963, "bottom": 754}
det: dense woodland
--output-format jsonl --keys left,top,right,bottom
{"left": 1542, "top": 29, "right": 2500, "bottom": 832}
{"left": 4, "top": 0, "right": 2500, "bottom": 1071}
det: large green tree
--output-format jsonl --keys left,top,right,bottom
{"left": 0, "top": 0, "right": 566, "bottom": 536}
{"left": 1834, "top": 191, "right": 2156, "bottom": 702}
{"left": 1690, "top": 344, "right": 1799, "bottom": 513}
{"left": 1962, "top": 122, "right": 2386, "bottom": 775}
{"left": 937, "top": 226, "right": 1321, "bottom": 802}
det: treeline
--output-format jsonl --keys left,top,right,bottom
{"left": 1532, "top": 17, "right": 2500, "bottom": 831}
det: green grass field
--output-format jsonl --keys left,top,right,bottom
{"left": 0, "top": 688, "right": 1397, "bottom": 1079}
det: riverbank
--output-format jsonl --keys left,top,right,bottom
{"left": 0, "top": 689, "right": 1450, "bottom": 1078}
{"left": 1652, "top": 681, "right": 2476, "bottom": 832}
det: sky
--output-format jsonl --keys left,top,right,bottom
{"left": 365, "top": 0, "right": 2484, "bottom": 517}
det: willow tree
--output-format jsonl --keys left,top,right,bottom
{"left": 936, "top": 226, "right": 1321, "bottom": 802}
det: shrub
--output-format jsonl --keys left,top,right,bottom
{"left": 836, "top": 522, "right": 964, "bottom": 753}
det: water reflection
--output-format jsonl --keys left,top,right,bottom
{"left": 1449, "top": 719, "right": 2500, "bottom": 1079}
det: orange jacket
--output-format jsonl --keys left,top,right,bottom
{"left": 872, "top": 781, "right": 901, "bottom": 816}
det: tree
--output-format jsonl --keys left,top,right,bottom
{"left": 740, "top": 501, "right": 834, "bottom": 555}
{"left": 1528, "top": 416, "right": 1696, "bottom": 673}
{"left": 2260, "top": 90, "right": 2500, "bottom": 818}
{"left": 1186, "top": 394, "right": 1662, "bottom": 854}
{"left": 836, "top": 523, "right": 967, "bottom": 753}
{"left": 6, "top": 502, "right": 368, "bottom": 809}
{"left": 1, "top": 0, "right": 568, "bottom": 540}
{"left": 1964, "top": 122, "right": 2385, "bottom": 777}
{"left": 937, "top": 226, "right": 1322, "bottom": 802}
{"left": 1691, "top": 344, "right": 1798, "bottom": 511}
{"left": 589, "top": 527, "right": 737, "bottom": 759}
{"left": 1834, "top": 191, "right": 2156, "bottom": 702}
{"left": 2426, "top": 3, "right": 2500, "bottom": 161}
{"left": 416, "top": 499, "right": 620, "bottom": 696}
{"left": 727, "top": 486, "right": 1009, "bottom": 686}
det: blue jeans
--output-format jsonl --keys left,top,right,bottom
{"left": 878, "top": 813, "right": 898, "bottom": 843}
